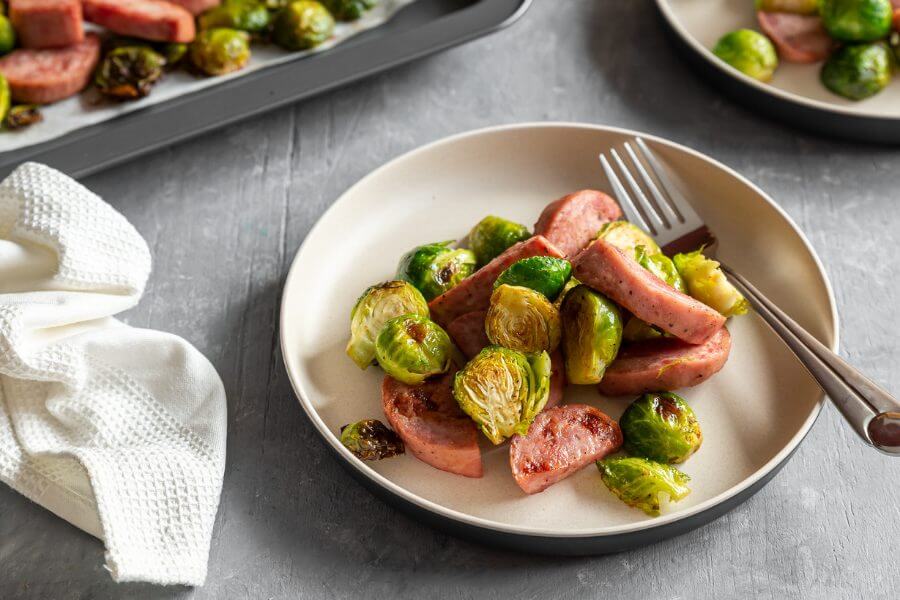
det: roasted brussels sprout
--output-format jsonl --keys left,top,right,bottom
{"left": 321, "top": 0, "right": 376, "bottom": 21}
{"left": 634, "top": 246, "right": 686, "bottom": 293}
{"left": 754, "top": 0, "right": 818, "bottom": 13}
{"left": 713, "top": 29, "right": 779, "bottom": 82}
{"left": 493, "top": 256, "right": 572, "bottom": 301}
{"left": 5, "top": 105, "right": 42, "bottom": 130}
{"left": 346, "top": 280, "right": 429, "bottom": 369}
{"left": 597, "top": 457, "right": 691, "bottom": 517}
{"left": 0, "top": 14, "right": 14, "bottom": 56}
{"left": 190, "top": 28, "right": 251, "bottom": 76}
{"left": 396, "top": 241, "right": 476, "bottom": 301}
{"left": 673, "top": 249, "right": 748, "bottom": 317}
{"left": 622, "top": 317, "right": 664, "bottom": 343}
{"left": 553, "top": 276, "right": 581, "bottom": 308}
{"left": 559, "top": 285, "right": 622, "bottom": 385}
{"left": 819, "top": 0, "right": 892, "bottom": 42}
{"left": 161, "top": 42, "right": 188, "bottom": 67}
{"left": 485, "top": 284, "right": 561, "bottom": 354}
{"left": 272, "top": 0, "right": 335, "bottom": 50}
{"left": 453, "top": 346, "right": 551, "bottom": 444}
{"left": 340, "top": 419, "right": 404, "bottom": 460}
{"left": 820, "top": 42, "right": 891, "bottom": 100}
{"left": 0, "top": 74, "right": 9, "bottom": 126}
{"left": 596, "top": 221, "right": 660, "bottom": 256}
{"left": 95, "top": 46, "right": 167, "bottom": 100}
{"left": 468, "top": 216, "right": 531, "bottom": 267}
{"left": 199, "top": 1, "right": 272, "bottom": 34}
{"left": 374, "top": 314, "right": 453, "bottom": 385}
{"left": 620, "top": 393, "right": 702, "bottom": 463}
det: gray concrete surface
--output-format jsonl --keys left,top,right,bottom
{"left": 1, "top": 1, "right": 898, "bottom": 598}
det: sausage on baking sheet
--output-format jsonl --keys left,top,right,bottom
{"left": 533, "top": 190, "right": 623, "bottom": 257}
{"left": 164, "top": 0, "right": 221, "bottom": 15}
{"left": 0, "top": 33, "right": 100, "bottom": 103}
{"left": 9, "top": 0, "right": 84, "bottom": 49}
{"left": 83, "top": 0, "right": 196, "bottom": 43}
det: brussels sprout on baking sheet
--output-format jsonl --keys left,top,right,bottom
{"left": 346, "top": 280, "right": 429, "bottom": 369}
{"left": 452, "top": 346, "right": 551, "bottom": 444}
{"left": 485, "top": 284, "right": 562, "bottom": 354}
{"left": 340, "top": 419, "right": 404, "bottom": 460}
{"left": 273, "top": 0, "right": 335, "bottom": 50}
{"left": 493, "top": 256, "right": 572, "bottom": 301}
{"left": 397, "top": 241, "right": 476, "bottom": 301}
{"left": 620, "top": 393, "right": 702, "bottom": 464}
{"left": 713, "top": 29, "right": 779, "bottom": 82}
{"left": 0, "top": 13, "right": 14, "bottom": 56}
{"left": 199, "top": 2, "right": 272, "bottom": 35}
{"left": 322, "top": 0, "right": 376, "bottom": 21}
{"left": 375, "top": 314, "right": 453, "bottom": 385}
{"left": 673, "top": 249, "right": 748, "bottom": 317}
{"left": 190, "top": 28, "right": 252, "bottom": 76}
{"left": 597, "top": 457, "right": 691, "bottom": 517}
{"left": 5, "top": 104, "right": 43, "bottom": 130}
{"left": 468, "top": 215, "right": 531, "bottom": 267}
{"left": 95, "top": 46, "right": 167, "bottom": 100}
{"left": 559, "top": 285, "right": 622, "bottom": 385}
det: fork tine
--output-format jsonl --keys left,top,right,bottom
{"left": 624, "top": 142, "right": 679, "bottom": 228}
{"left": 598, "top": 153, "right": 652, "bottom": 233}
{"left": 610, "top": 149, "right": 665, "bottom": 233}
{"left": 635, "top": 138, "right": 703, "bottom": 225}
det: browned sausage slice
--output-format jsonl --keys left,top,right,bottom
{"left": 429, "top": 235, "right": 565, "bottom": 327}
{"left": 598, "top": 327, "right": 732, "bottom": 396}
{"left": 757, "top": 11, "right": 832, "bottom": 63}
{"left": 446, "top": 311, "right": 489, "bottom": 360}
{"left": 382, "top": 372, "right": 483, "bottom": 478}
{"left": 164, "top": 0, "right": 221, "bottom": 15}
{"left": 0, "top": 33, "right": 100, "bottom": 104}
{"left": 9, "top": 0, "right": 84, "bottom": 49}
{"left": 83, "top": 0, "right": 195, "bottom": 43}
{"left": 510, "top": 404, "right": 622, "bottom": 494}
{"left": 533, "top": 190, "right": 623, "bottom": 257}
{"left": 572, "top": 239, "right": 725, "bottom": 344}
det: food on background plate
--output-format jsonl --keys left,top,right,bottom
{"left": 712, "top": 28, "right": 779, "bottom": 82}
{"left": 9, "top": 0, "right": 83, "bottom": 49}
{"left": 820, "top": 41, "right": 892, "bottom": 100}
{"left": 340, "top": 418, "right": 405, "bottom": 460}
{"left": 342, "top": 186, "right": 748, "bottom": 517}
{"left": 756, "top": 11, "right": 833, "bottom": 64}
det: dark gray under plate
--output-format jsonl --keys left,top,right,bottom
{"left": 0, "top": 0, "right": 531, "bottom": 179}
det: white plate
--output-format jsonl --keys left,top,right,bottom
{"left": 280, "top": 123, "right": 838, "bottom": 544}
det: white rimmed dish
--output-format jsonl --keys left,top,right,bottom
{"left": 656, "top": 0, "right": 900, "bottom": 142}
{"left": 280, "top": 123, "right": 838, "bottom": 553}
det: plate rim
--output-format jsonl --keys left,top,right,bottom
{"left": 654, "top": 0, "right": 900, "bottom": 122}
{"left": 279, "top": 121, "right": 840, "bottom": 538}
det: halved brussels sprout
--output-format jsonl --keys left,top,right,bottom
{"left": 468, "top": 216, "right": 531, "bottom": 267}
{"left": 189, "top": 28, "right": 251, "bottom": 75}
{"left": 597, "top": 457, "right": 691, "bottom": 517}
{"left": 161, "top": 42, "right": 188, "bottom": 67}
{"left": 5, "top": 105, "right": 42, "bottom": 130}
{"left": 560, "top": 285, "right": 622, "bottom": 384}
{"left": 95, "top": 46, "right": 167, "bottom": 99}
{"left": 622, "top": 317, "right": 664, "bottom": 343}
{"left": 713, "top": 29, "right": 779, "bottom": 82}
{"left": 396, "top": 241, "right": 476, "bottom": 301}
{"left": 820, "top": 0, "right": 892, "bottom": 42}
{"left": 620, "top": 392, "right": 702, "bottom": 463}
{"left": 346, "top": 280, "right": 429, "bottom": 369}
{"left": 453, "top": 346, "right": 551, "bottom": 444}
{"left": 272, "top": 0, "right": 334, "bottom": 50}
{"left": 553, "top": 276, "right": 581, "bottom": 308}
{"left": 340, "top": 419, "right": 404, "bottom": 460}
{"left": 754, "top": 0, "right": 818, "bottom": 13}
{"left": 597, "top": 221, "right": 661, "bottom": 256}
{"left": 199, "top": 1, "right": 272, "bottom": 34}
{"left": 374, "top": 314, "right": 453, "bottom": 385}
{"left": 821, "top": 42, "right": 891, "bottom": 101}
{"left": 634, "top": 246, "right": 686, "bottom": 293}
{"left": 493, "top": 256, "right": 572, "bottom": 301}
{"left": 485, "top": 284, "right": 561, "bottom": 354}
{"left": 673, "top": 249, "right": 748, "bottom": 317}
{"left": 321, "top": 0, "right": 376, "bottom": 21}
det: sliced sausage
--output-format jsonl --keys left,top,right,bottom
{"left": 894, "top": 7, "right": 900, "bottom": 30}
{"left": 757, "top": 11, "right": 833, "bottom": 64}
{"left": 83, "top": 0, "right": 195, "bottom": 43}
{"left": 0, "top": 33, "right": 100, "bottom": 104}
{"left": 429, "top": 235, "right": 565, "bottom": 327}
{"left": 510, "top": 404, "right": 622, "bottom": 494}
{"left": 164, "top": 0, "right": 220, "bottom": 15}
{"left": 598, "top": 327, "right": 732, "bottom": 396}
{"left": 382, "top": 372, "right": 483, "bottom": 478}
{"left": 572, "top": 239, "right": 725, "bottom": 344}
{"left": 446, "top": 310, "right": 489, "bottom": 360}
{"left": 9, "top": 0, "right": 84, "bottom": 49}
{"left": 547, "top": 350, "right": 565, "bottom": 409}
{"left": 533, "top": 190, "right": 623, "bottom": 257}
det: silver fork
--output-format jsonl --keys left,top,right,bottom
{"left": 599, "top": 138, "right": 900, "bottom": 456}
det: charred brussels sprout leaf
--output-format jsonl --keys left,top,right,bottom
{"left": 596, "top": 221, "right": 661, "bottom": 256}
{"left": 634, "top": 246, "right": 686, "bottom": 293}
{"left": 493, "top": 256, "right": 572, "bottom": 301}
{"left": 754, "top": 0, "right": 818, "bottom": 13}
{"left": 321, "top": 0, "right": 376, "bottom": 21}
{"left": 190, "top": 28, "right": 251, "bottom": 76}
{"left": 161, "top": 42, "right": 188, "bottom": 67}
{"left": 199, "top": 1, "right": 272, "bottom": 34}
{"left": 597, "top": 457, "right": 691, "bottom": 517}
{"left": 673, "top": 249, "right": 748, "bottom": 317}
{"left": 374, "top": 314, "right": 453, "bottom": 385}
{"left": 5, "top": 104, "right": 42, "bottom": 130}
{"left": 95, "top": 46, "right": 167, "bottom": 100}
{"left": 620, "top": 393, "right": 702, "bottom": 463}
{"left": 622, "top": 317, "right": 664, "bottom": 343}
{"left": 396, "top": 241, "right": 476, "bottom": 301}
{"left": 273, "top": 0, "right": 335, "bottom": 50}
{"left": 821, "top": 42, "right": 891, "bottom": 100}
{"left": 346, "top": 281, "right": 429, "bottom": 369}
{"left": 468, "top": 216, "right": 531, "bottom": 267}
{"left": 0, "top": 14, "right": 14, "bottom": 56}
{"left": 560, "top": 285, "right": 622, "bottom": 384}
{"left": 339, "top": 419, "right": 404, "bottom": 460}
{"left": 820, "top": 0, "right": 892, "bottom": 42}
{"left": 453, "top": 346, "right": 551, "bottom": 444}
{"left": 713, "top": 29, "right": 778, "bottom": 82}
{"left": 485, "top": 284, "right": 561, "bottom": 354}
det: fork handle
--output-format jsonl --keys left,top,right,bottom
{"left": 720, "top": 264, "right": 900, "bottom": 456}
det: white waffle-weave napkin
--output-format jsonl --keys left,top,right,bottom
{"left": 0, "top": 163, "right": 227, "bottom": 585}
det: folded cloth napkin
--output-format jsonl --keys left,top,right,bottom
{"left": 0, "top": 163, "right": 227, "bottom": 586}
